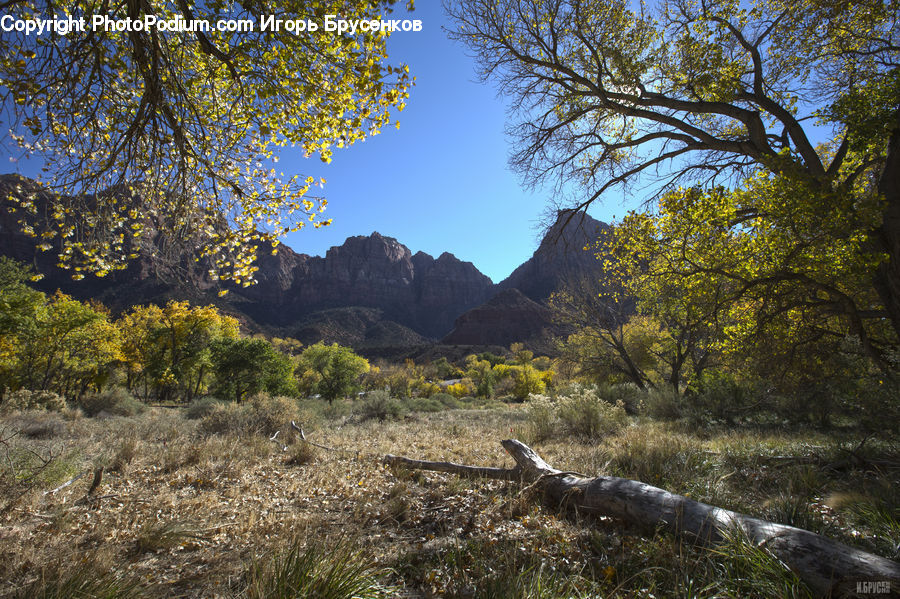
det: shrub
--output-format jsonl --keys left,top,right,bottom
{"left": 286, "top": 442, "right": 317, "bottom": 467}
{"left": 405, "top": 397, "right": 444, "bottom": 413}
{"left": 6, "top": 411, "right": 67, "bottom": 439}
{"left": 690, "top": 373, "right": 769, "bottom": 425}
{"left": 358, "top": 390, "right": 406, "bottom": 421}
{"left": 525, "top": 394, "right": 557, "bottom": 442}
{"left": 200, "top": 393, "right": 299, "bottom": 436}
{"left": 642, "top": 388, "right": 685, "bottom": 420}
{"left": 431, "top": 392, "right": 462, "bottom": 409}
{"left": 78, "top": 387, "right": 145, "bottom": 417}
{"left": 557, "top": 386, "right": 628, "bottom": 438}
{"left": 199, "top": 403, "right": 246, "bottom": 436}
{"left": 511, "top": 365, "right": 545, "bottom": 400}
{"left": 1, "top": 389, "right": 66, "bottom": 413}
{"left": 247, "top": 393, "right": 300, "bottom": 434}
{"left": 599, "top": 382, "right": 643, "bottom": 414}
{"left": 185, "top": 396, "right": 224, "bottom": 420}
{"left": 445, "top": 379, "right": 475, "bottom": 399}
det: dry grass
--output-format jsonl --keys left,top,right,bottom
{"left": 0, "top": 404, "right": 896, "bottom": 598}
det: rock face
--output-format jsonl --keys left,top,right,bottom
{"left": 0, "top": 174, "right": 215, "bottom": 311}
{"left": 0, "top": 174, "right": 492, "bottom": 343}
{"left": 497, "top": 211, "right": 609, "bottom": 302}
{"left": 1, "top": 174, "right": 612, "bottom": 351}
{"left": 236, "top": 232, "right": 493, "bottom": 338}
{"left": 441, "top": 288, "right": 559, "bottom": 347}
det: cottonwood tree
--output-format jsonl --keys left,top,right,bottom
{"left": 0, "top": 261, "right": 122, "bottom": 398}
{"left": 209, "top": 337, "right": 297, "bottom": 402}
{"left": 117, "top": 301, "right": 239, "bottom": 401}
{"left": 446, "top": 0, "right": 900, "bottom": 350}
{"left": 296, "top": 342, "right": 369, "bottom": 402}
{"left": 1, "top": 0, "right": 413, "bottom": 284}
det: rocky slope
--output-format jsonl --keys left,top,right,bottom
{"left": 231, "top": 232, "right": 493, "bottom": 338}
{"left": 441, "top": 288, "right": 559, "bottom": 347}
{"left": 497, "top": 211, "right": 609, "bottom": 302}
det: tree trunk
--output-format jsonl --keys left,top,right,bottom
{"left": 384, "top": 439, "right": 900, "bottom": 598}
{"left": 874, "top": 111, "right": 900, "bottom": 343}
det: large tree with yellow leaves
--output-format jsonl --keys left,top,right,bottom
{"left": 1, "top": 0, "right": 412, "bottom": 284}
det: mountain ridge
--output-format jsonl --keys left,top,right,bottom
{"left": 0, "top": 174, "right": 610, "bottom": 352}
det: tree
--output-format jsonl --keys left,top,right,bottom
{"left": 209, "top": 338, "right": 297, "bottom": 402}
{"left": 1, "top": 288, "right": 122, "bottom": 397}
{"left": 117, "top": 301, "right": 239, "bottom": 401}
{"left": 297, "top": 342, "right": 369, "bottom": 402}
{"left": 464, "top": 355, "right": 497, "bottom": 397}
{"left": 1, "top": 0, "right": 413, "bottom": 284}
{"left": 550, "top": 274, "right": 658, "bottom": 388}
{"left": 0, "top": 258, "right": 44, "bottom": 395}
{"left": 446, "top": 0, "right": 900, "bottom": 346}
{"left": 607, "top": 182, "right": 890, "bottom": 379}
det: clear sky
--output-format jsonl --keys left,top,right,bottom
{"left": 278, "top": 2, "right": 627, "bottom": 283}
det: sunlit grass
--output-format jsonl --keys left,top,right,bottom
{"left": 0, "top": 399, "right": 896, "bottom": 597}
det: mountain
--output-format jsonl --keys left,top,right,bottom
{"left": 440, "top": 211, "right": 610, "bottom": 350}
{"left": 496, "top": 211, "right": 609, "bottom": 302}
{"left": 1, "top": 175, "right": 611, "bottom": 353}
{"left": 441, "top": 288, "right": 558, "bottom": 347}
{"left": 231, "top": 232, "right": 493, "bottom": 338}
{"left": 0, "top": 174, "right": 492, "bottom": 344}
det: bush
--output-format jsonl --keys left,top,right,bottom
{"left": 600, "top": 382, "right": 643, "bottom": 414}
{"left": 690, "top": 373, "right": 769, "bottom": 425}
{"left": 511, "top": 365, "right": 545, "bottom": 400}
{"left": 4, "top": 411, "right": 67, "bottom": 438}
{"left": 525, "top": 394, "right": 557, "bottom": 442}
{"left": 248, "top": 393, "right": 300, "bottom": 434}
{"left": 405, "top": 397, "right": 444, "bottom": 413}
{"left": 642, "top": 388, "right": 686, "bottom": 420}
{"left": 78, "top": 387, "right": 145, "bottom": 417}
{"left": 431, "top": 392, "right": 462, "bottom": 409}
{"left": 445, "top": 379, "right": 475, "bottom": 399}
{"left": 200, "top": 393, "right": 299, "bottom": 436}
{"left": 185, "top": 396, "right": 224, "bottom": 420}
{"left": 1, "top": 389, "right": 66, "bottom": 413}
{"left": 358, "top": 390, "right": 406, "bottom": 421}
{"left": 199, "top": 403, "right": 246, "bottom": 436}
{"left": 286, "top": 442, "right": 317, "bottom": 467}
{"left": 557, "top": 386, "right": 628, "bottom": 438}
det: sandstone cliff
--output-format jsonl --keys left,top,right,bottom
{"left": 0, "top": 174, "right": 493, "bottom": 342}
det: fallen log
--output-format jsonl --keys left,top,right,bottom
{"left": 384, "top": 439, "right": 900, "bottom": 598}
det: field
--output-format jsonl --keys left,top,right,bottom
{"left": 1, "top": 397, "right": 897, "bottom": 598}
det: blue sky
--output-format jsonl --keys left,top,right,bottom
{"left": 279, "top": 2, "right": 627, "bottom": 283}
{"left": 3, "top": 3, "right": 631, "bottom": 283}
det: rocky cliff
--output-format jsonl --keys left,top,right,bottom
{"left": 439, "top": 211, "right": 611, "bottom": 350}
{"left": 0, "top": 174, "right": 493, "bottom": 342}
{"left": 231, "top": 232, "right": 493, "bottom": 338}
{"left": 1, "top": 174, "right": 613, "bottom": 351}
{"left": 497, "top": 211, "right": 609, "bottom": 302}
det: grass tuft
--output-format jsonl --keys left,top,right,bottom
{"left": 10, "top": 561, "right": 142, "bottom": 599}
{"left": 243, "top": 538, "right": 395, "bottom": 599}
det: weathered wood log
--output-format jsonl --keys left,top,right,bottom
{"left": 384, "top": 439, "right": 900, "bottom": 598}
